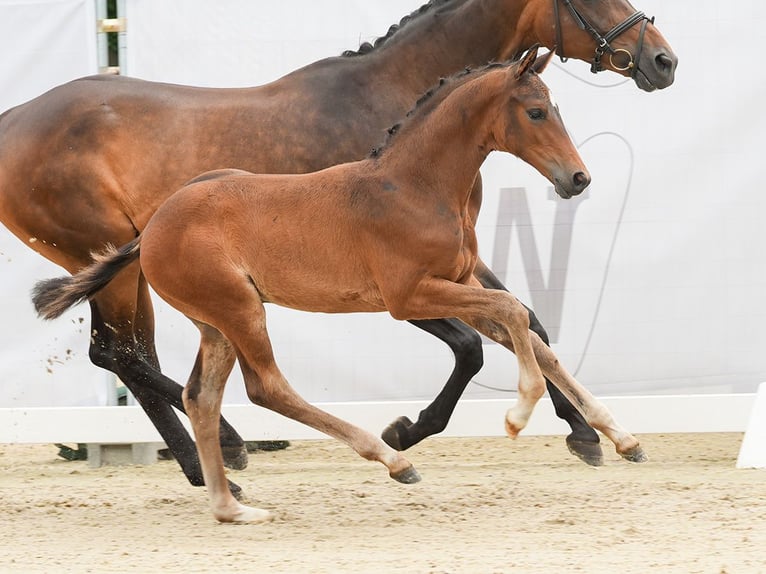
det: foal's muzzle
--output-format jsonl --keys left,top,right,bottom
{"left": 555, "top": 170, "right": 591, "bottom": 199}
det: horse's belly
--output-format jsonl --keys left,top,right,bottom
{"left": 264, "top": 289, "right": 386, "bottom": 315}
{"left": 255, "top": 272, "right": 386, "bottom": 315}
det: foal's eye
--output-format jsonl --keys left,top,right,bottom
{"left": 527, "top": 108, "right": 546, "bottom": 120}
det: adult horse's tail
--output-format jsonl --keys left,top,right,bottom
{"left": 32, "top": 236, "right": 142, "bottom": 320}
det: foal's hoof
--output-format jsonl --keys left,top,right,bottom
{"left": 381, "top": 416, "right": 415, "bottom": 451}
{"left": 566, "top": 436, "right": 604, "bottom": 467}
{"left": 619, "top": 444, "right": 648, "bottom": 463}
{"left": 391, "top": 465, "right": 422, "bottom": 484}
{"left": 221, "top": 505, "right": 275, "bottom": 524}
{"left": 504, "top": 417, "right": 521, "bottom": 439}
{"left": 222, "top": 445, "right": 249, "bottom": 471}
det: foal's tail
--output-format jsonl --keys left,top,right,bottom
{"left": 32, "top": 236, "right": 142, "bottom": 320}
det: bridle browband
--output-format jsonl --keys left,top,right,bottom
{"left": 553, "top": 0, "right": 655, "bottom": 77}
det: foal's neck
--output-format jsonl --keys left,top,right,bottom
{"left": 374, "top": 69, "right": 506, "bottom": 206}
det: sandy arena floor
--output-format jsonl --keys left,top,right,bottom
{"left": 1, "top": 433, "right": 765, "bottom": 573}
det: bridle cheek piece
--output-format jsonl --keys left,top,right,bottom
{"left": 553, "top": 0, "right": 655, "bottom": 78}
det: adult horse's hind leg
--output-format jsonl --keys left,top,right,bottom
{"left": 528, "top": 331, "right": 646, "bottom": 462}
{"left": 132, "top": 273, "right": 248, "bottom": 471}
{"left": 87, "top": 278, "right": 245, "bottom": 496}
{"left": 382, "top": 318, "right": 483, "bottom": 450}
{"left": 88, "top": 301, "right": 205, "bottom": 480}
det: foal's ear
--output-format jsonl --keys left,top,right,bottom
{"left": 532, "top": 49, "right": 555, "bottom": 75}
{"left": 515, "top": 45, "right": 540, "bottom": 78}
{"left": 516, "top": 46, "right": 556, "bottom": 78}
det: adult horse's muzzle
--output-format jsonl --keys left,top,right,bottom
{"left": 633, "top": 46, "right": 678, "bottom": 92}
{"left": 553, "top": 169, "right": 591, "bottom": 199}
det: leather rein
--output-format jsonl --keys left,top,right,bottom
{"left": 553, "top": 0, "right": 655, "bottom": 78}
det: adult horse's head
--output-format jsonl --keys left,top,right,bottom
{"left": 541, "top": 0, "right": 678, "bottom": 91}
{"left": 496, "top": 47, "right": 591, "bottom": 199}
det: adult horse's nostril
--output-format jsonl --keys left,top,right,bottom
{"left": 573, "top": 171, "right": 590, "bottom": 192}
{"left": 656, "top": 53, "right": 676, "bottom": 75}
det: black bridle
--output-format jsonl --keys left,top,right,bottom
{"left": 553, "top": 0, "right": 655, "bottom": 78}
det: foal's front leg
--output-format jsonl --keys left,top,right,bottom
{"left": 395, "top": 276, "right": 547, "bottom": 437}
{"left": 473, "top": 258, "right": 602, "bottom": 465}
{"left": 462, "top": 312, "right": 547, "bottom": 437}
{"left": 474, "top": 313, "right": 646, "bottom": 462}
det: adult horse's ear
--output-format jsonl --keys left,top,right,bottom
{"left": 515, "top": 45, "right": 540, "bottom": 78}
{"left": 531, "top": 49, "right": 556, "bottom": 75}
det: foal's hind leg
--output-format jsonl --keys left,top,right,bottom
{"left": 227, "top": 303, "right": 418, "bottom": 520}
{"left": 181, "top": 323, "right": 270, "bottom": 523}
{"left": 235, "top": 310, "right": 418, "bottom": 480}
{"left": 182, "top": 296, "right": 418, "bottom": 523}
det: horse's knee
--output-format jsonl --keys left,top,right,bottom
{"left": 507, "top": 297, "right": 531, "bottom": 331}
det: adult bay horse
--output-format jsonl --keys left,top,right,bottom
{"left": 0, "top": 0, "right": 677, "bottom": 492}
{"left": 33, "top": 50, "right": 645, "bottom": 523}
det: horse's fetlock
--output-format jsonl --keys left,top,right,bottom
{"left": 415, "top": 409, "right": 449, "bottom": 435}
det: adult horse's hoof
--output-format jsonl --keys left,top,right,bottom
{"left": 566, "top": 435, "right": 604, "bottom": 467}
{"left": 381, "top": 416, "right": 415, "bottom": 451}
{"left": 619, "top": 444, "right": 648, "bottom": 463}
{"left": 245, "top": 440, "right": 290, "bottom": 452}
{"left": 222, "top": 445, "right": 249, "bottom": 471}
{"left": 391, "top": 465, "right": 422, "bottom": 484}
{"left": 228, "top": 480, "right": 244, "bottom": 501}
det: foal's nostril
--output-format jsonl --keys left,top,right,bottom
{"left": 573, "top": 171, "right": 590, "bottom": 191}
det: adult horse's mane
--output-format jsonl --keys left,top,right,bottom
{"left": 341, "top": 0, "right": 457, "bottom": 57}
{"left": 370, "top": 61, "right": 511, "bottom": 158}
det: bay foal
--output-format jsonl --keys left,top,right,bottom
{"left": 34, "top": 50, "right": 644, "bottom": 523}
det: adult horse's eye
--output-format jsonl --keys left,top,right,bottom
{"left": 527, "top": 108, "right": 546, "bottom": 120}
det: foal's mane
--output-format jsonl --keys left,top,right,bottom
{"left": 369, "top": 60, "right": 513, "bottom": 158}
{"left": 341, "top": 0, "right": 460, "bottom": 57}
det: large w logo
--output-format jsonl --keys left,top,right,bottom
{"left": 490, "top": 187, "right": 590, "bottom": 343}
{"left": 486, "top": 131, "right": 634, "bottom": 361}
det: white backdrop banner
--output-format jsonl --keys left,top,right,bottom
{"left": 1, "top": 1, "right": 764, "bottom": 408}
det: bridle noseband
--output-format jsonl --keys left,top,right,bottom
{"left": 553, "top": 0, "right": 655, "bottom": 78}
